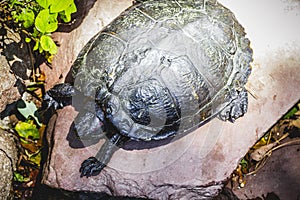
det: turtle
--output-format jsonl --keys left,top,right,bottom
{"left": 44, "top": 0, "right": 253, "bottom": 177}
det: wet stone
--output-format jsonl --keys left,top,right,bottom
{"left": 0, "top": 130, "right": 18, "bottom": 200}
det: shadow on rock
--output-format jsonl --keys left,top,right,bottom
{"left": 31, "top": 184, "right": 148, "bottom": 200}
{"left": 66, "top": 122, "right": 102, "bottom": 148}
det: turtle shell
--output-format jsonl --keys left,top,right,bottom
{"left": 71, "top": 0, "right": 252, "bottom": 141}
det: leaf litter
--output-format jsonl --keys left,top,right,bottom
{"left": 231, "top": 100, "right": 300, "bottom": 189}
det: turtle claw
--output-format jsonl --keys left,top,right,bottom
{"left": 79, "top": 157, "right": 106, "bottom": 177}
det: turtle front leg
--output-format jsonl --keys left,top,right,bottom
{"left": 79, "top": 133, "right": 126, "bottom": 177}
{"left": 79, "top": 85, "right": 130, "bottom": 177}
{"left": 43, "top": 83, "right": 76, "bottom": 110}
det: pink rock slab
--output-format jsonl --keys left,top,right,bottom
{"left": 41, "top": 0, "right": 300, "bottom": 199}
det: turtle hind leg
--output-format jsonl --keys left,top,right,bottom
{"left": 43, "top": 83, "right": 76, "bottom": 110}
{"left": 218, "top": 88, "right": 248, "bottom": 122}
{"left": 79, "top": 133, "right": 126, "bottom": 177}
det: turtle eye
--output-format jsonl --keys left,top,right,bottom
{"left": 105, "top": 96, "right": 120, "bottom": 117}
{"left": 106, "top": 104, "right": 116, "bottom": 116}
{"left": 106, "top": 106, "right": 112, "bottom": 115}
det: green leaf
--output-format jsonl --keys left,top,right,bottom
{"left": 39, "top": 43, "right": 44, "bottom": 53}
{"left": 17, "top": 99, "right": 42, "bottom": 126}
{"left": 33, "top": 39, "right": 40, "bottom": 51}
{"left": 26, "top": 86, "right": 39, "bottom": 92}
{"left": 59, "top": 13, "right": 70, "bottom": 23}
{"left": 14, "top": 172, "right": 30, "bottom": 182}
{"left": 49, "top": 0, "right": 73, "bottom": 13}
{"left": 59, "top": 2, "right": 77, "bottom": 22}
{"left": 40, "top": 35, "right": 57, "bottom": 54}
{"left": 32, "top": 28, "right": 40, "bottom": 37}
{"left": 12, "top": 8, "right": 35, "bottom": 28}
{"left": 49, "top": 44, "right": 57, "bottom": 54}
{"left": 25, "top": 37, "right": 31, "bottom": 43}
{"left": 35, "top": 9, "right": 58, "bottom": 33}
{"left": 20, "top": 138, "right": 30, "bottom": 144}
{"left": 19, "top": 8, "right": 35, "bottom": 28}
{"left": 36, "top": 0, "right": 49, "bottom": 9}
{"left": 15, "top": 121, "right": 40, "bottom": 140}
{"left": 240, "top": 158, "right": 248, "bottom": 167}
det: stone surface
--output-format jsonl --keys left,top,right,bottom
{"left": 0, "top": 129, "right": 18, "bottom": 200}
{"left": 0, "top": 55, "right": 19, "bottom": 112}
{"left": 42, "top": 0, "right": 300, "bottom": 199}
{"left": 0, "top": 30, "right": 24, "bottom": 112}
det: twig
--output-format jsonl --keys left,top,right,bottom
{"left": 246, "top": 138, "right": 300, "bottom": 176}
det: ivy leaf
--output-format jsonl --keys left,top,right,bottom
{"left": 49, "top": 0, "right": 73, "bottom": 13}
{"left": 40, "top": 35, "right": 57, "bottom": 54}
{"left": 59, "top": 2, "right": 77, "bottom": 22}
{"left": 36, "top": 0, "right": 49, "bottom": 9}
{"left": 35, "top": 9, "right": 58, "bottom": 33}
{"left": 15, "top": 121, "right": 40, "bottom": 140}
{"left": 17, "top": 99, "right": 42, "bottom": 126}
{"left": 40, "top": 35, "right": 55, "bottom": 51}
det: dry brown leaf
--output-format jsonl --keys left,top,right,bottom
{"left": 250, "top": 143, "right": 277, "bottom": 161}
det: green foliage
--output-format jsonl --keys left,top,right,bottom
{"left": 40, "top": 34, "right": 57, "bottom": 54}
{"left": 14, "top": 172, "right": 30, "bottom": 182}
{"left": 60, "top": 3, "right": 77, "bottom": 22}
{"left": 35, "top": 9, "right": 58, "bottom": 33}
{"left": 13, "top": 99, "right": 45, "bottom": 188}
{"left": 2, "top": 0, "right": 77, "bottom": 61}
{"left": 13, "top": 8, "right": 35, "bottom": 28}
{"left": 15, "top": 121, "right": 40, "bottom": 141}
{"left": 283, "top": 103, "right": 299, "bottom": 119}
{"left": 15, "top": 120, "right": 40, "bottom": 153}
